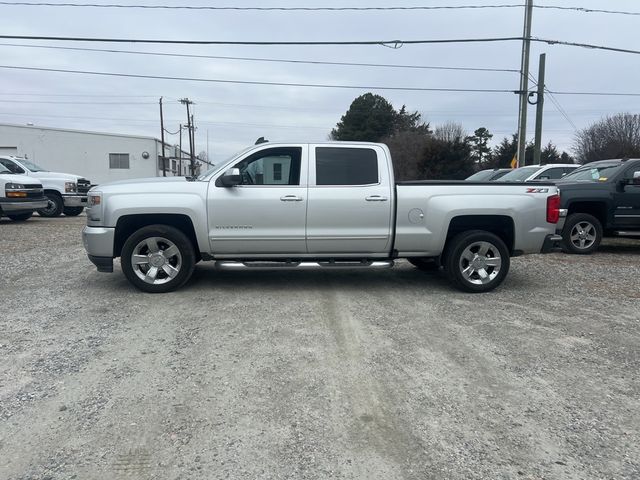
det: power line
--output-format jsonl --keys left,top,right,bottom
{"left": 1, "top": 34, "right": 638, "bottom": 56}
{"left": 0, "top": 64, "right": 517, "bottom": 93}
{"left": 0, "top": 43, "right": 519, "bottom": 73}
{"left": 3, "top": 64, "right": 640, "bottom": 97}
{"left": 2, "top": 2, "right": 639, "bottom": 16}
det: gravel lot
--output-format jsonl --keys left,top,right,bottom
{"left": 1, "top": 215, "right": 639, "bottom": 480}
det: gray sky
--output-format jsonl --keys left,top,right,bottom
{"left": 1, "top": 0, "right": 638, "bottom": 163}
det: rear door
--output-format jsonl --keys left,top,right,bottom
{"left": 306, "top": 145, "right": 393, "bottom": 254}
{"left": 613, "top": 163, "right": 640, "bottom": 228}
{"left": 208, "top": 145, "right": 308, "bottom": 255}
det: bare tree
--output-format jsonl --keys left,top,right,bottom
{"left": 573, "top": 113, "right": 640, "bottom": 164}
{"left": 382, "top": 131, "right": 431, "bottom": 181}
{"left": 434, "top": 122, "right": 467, "bottom": 143}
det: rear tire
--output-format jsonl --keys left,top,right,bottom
{"left": 8, "top": 212, "right": 33, "bottom": 221}
{"left": 444, "top": 230, "right": 510, "bottom": 293}
{"left": 37, "top": 193, "right": 63, "bottom": 217}
{"left": 561, "top": 213, "right": 602, "bottom": 255}
{"left": 120, "top": 224, "right": 196, "bottom": 293}
{"left": 63, "top": 206, "right": 84, "bottom": 216}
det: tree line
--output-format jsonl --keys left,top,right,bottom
{"left": 329, "top": 93, "right": 640, "bottom": 180}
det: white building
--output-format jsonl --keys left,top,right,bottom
{"left": 0, "top": 123, "right": 205, "bottom": 185}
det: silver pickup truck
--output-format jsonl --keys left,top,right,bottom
{"left": 82, "top": 142, "right": 562, "bottom": 293}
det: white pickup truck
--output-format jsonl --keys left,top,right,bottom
{"left": 0, "top": 163, "right": 47, "bottom": 221}
{"left": 0, "top": 156, "right": 92, "bottom": 217}
{"left": 82, "top": 142, "right": 562, "bottom": 293}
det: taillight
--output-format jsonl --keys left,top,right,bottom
{"left": 547, "top": 194, "right": 561, "bottom": 223}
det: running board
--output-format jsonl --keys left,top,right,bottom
{"left": 214, "top": 260, "right": 395, "bottom": 270}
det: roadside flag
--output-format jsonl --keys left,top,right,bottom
{"left": 510, "top": 155, "right": 517, "bottom": 169}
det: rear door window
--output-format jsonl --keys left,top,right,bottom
{"left": 315, "top": 147, "right": 378, "bottom": 186}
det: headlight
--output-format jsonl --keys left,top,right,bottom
{"left": 5, "top": 183, "right": 27, "bottom": 197}
{"left": 5, "top": 183, "right": 25, "bottom": 189}
{"left": 65, "top": 181, "right": 77, "bottom": 193}
{"left": 88, "top": 192, "right": 102, "bottom": 206}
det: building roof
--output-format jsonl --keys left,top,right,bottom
{"left": 0, "top": 122, "right": 161, "bottom": 142}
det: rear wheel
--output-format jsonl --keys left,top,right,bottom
{"left": 562, "top": 213, "right": 602, "bottom": 254}
{"left": 444, "top": 230, "right": 510, "bottom": 293}
{"left": 8, "top": 212, "right": 33, "bottom": 221}
{"left": 63, "top": 206, "right": 84, "bottom": 216}
{"left": 37, "top": 192, "right": 63, "bottom": 217}
{"left": 120, "top": 224, "right": 196, "bottom": 293}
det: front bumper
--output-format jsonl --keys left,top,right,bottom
{"left": 0, "top": 197, "right": 48, "bottom": 213}
{"left": 541, "top": 234, "right": 563, "bottom": 253}
{"left": 555, "top": 208, "right": 568, "bottom": 233}
{"left": 82, "top": 225, "right": 115, "bottom": 260}
{"left": 62, "top": 194, "right": 88, "bottom": 207}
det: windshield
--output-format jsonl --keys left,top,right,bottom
{"left": 466, "top": 170, "right": 495, "bottom": 181}
{"left": 197, "top": 146, "right": 255, "bottom": 180}
{"left": 558, "top": 163, "right": 624, "bottom": 182}
{"left": 19, "top": 159, "right": 48, "bottom": 172}
{"left": 499, "top": 166, "right": 542, "bottom": 182}
{"left": 0, "top": 163, "right": 11, "bottom": 174}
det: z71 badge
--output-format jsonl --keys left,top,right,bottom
{"left": 526, "top": 187, "right": 550, "bottom": 193}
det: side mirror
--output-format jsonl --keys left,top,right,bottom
{"left": 220, "top": 168, "right": 242, "bottom": 187}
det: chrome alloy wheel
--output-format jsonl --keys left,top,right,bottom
{"left": 458, "top": 241, "right": 502, "bottom": 285}
{"left": 131, "top": 236, "right": 182, "bottom": 285}
{"left": 570, "top": 221, "right": 597, "bottom": 250}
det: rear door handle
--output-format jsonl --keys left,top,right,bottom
{"left": 365, "top": 195, "right": 388, "bottom": 202}
{"left": 280, "top": 195, "right": 303, "bottom": 202}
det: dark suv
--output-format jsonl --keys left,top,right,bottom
{"left": 556, "top": 158, "right": 640, "bottom": 253}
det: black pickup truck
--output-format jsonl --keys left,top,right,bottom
{"left": 555, "top": 158, "right": 640, "bottom": 253}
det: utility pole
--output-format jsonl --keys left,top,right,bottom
{"left": 180, "top": 98, "right": 195, "bottom": 176}
{"left": 533, "top": 53, "right": 546, "bottom": 165}
{"left": 178, "top": 123, "right": 183, "bottom": 176}
{"left": 159, "top": 96, "right": 166, "bottom": 177}
{"left": 190, "top": 114, "right": 196, "bottom": 175}
{"left": 516, "top": 0, "right": 534, "bottom": 167}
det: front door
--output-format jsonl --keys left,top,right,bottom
{"left": 613, "top": 164, "right": 640, "bottom": 228}
{"left": 208, "top": 146, "right": 308, "bottom": 255}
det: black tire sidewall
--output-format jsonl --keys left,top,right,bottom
{"left": 63, "top": 206, "right": 84, "bottom": 216}
{"left": 562, "top": 213, "right": 602, "bottom": 255}
{"left": 37, "top": 193, "right": 63, "bottom": 217}
{"left": 444, "top": 230, "right": 510, "bottom": 293}
{"left": 120, "top": 224, "right": 196, "bottom": 293}
{"left": 8, "top": 212, "right": 33, "bottom": 221}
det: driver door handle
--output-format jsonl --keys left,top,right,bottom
{"left": 280, "top": 195, "right": 303, "bottom": 202}
{"left": 365, "top": 195, "right": 388, "bottom": 202}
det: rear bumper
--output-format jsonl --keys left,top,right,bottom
{"left": 62, "top": 194, "right": 88, "bottom": 207}
{"left": 541, "top": 234, "right": 563, "bottom": 253}
{"left": 0, "top": 197, "right": 48, "bottom": 213}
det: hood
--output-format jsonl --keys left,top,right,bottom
{"left": 555, "top": 180, "right": 611, "bottom": 191}
{"left": 31, "top": 171, "right": 85, "bottom": 182}
{"left": 0, "top": 173, "right": 42, "bottom": 185}
{"left": 95, "top": 176, "right": 189, "bottom": 190}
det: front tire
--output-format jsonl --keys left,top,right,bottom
{"left": 562, "top": 213, "right": 602, "bottom": 254}
{"left": 444, "top": 230, "right": 510, "bottom": 293}
{"left": 37, "top": 193, "right": 63, "bottom": 217}
{"left": 8, "top": 212, "right": 33, "bottom": 221}
{"left": 120, "top": 225, "right": 196, "bottom": 293}
{"left": 63, "top": 206, "right": 84, "bottom": 216}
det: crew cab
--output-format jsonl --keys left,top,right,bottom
{"left": 0, "top": 156, "right": 91, "bottom": 217}
{"left": 82, "top": 142, "right": 562, "bottom": 293}
{"left": 556, "top": 158, "right": 640, "bottom": 254}
{"left": 0, "top": 163, "right": 47, "bottom": 221}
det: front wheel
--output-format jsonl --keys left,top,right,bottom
{"left": 8, "top": 212, "right": 33, "bottom": 221}
{"left": 120, "top": 225, "right": 196, "bottom": 293}
{"left": 37, "top": 193, "right": 63, "bottom": 217}
{"left": 63, "top": 206, "right": 84, "bottom": 216}
{"left": 561, "top": 213, "right": 602, "bottom": 254}
{"left": 444, "top": 230, "right": 510, "bottom": 293}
